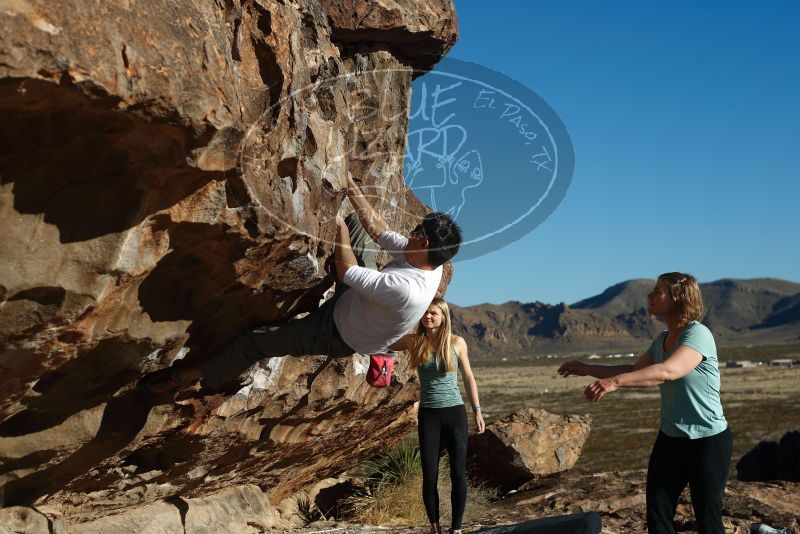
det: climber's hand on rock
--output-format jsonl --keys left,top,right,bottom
{"left": 346, "top": 171, "right": 363, "bottom": 186}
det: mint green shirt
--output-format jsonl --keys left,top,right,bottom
{"left": 418, "top": 350, "right": 463, "bottom": 408}
{"left": 645, "top": 321, "right": 728, "bottom": 439}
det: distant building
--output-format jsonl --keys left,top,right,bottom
{"left": 725, "top": 360, "right": 757, "bottom": 368}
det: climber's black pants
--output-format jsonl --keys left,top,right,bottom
{"left": 198, "top": 213, "right": 379, "bottom": 390}
{"left": 646, "top": 427, "right": 732, "bottom": 534}
{"left": 198, "top": 291, "right": 355, "bottom": 390}
{"left": 418, "top": 404, "right": 468, "bottom": 530}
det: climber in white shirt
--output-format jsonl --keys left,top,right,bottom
{"left": 139, "top": 173, "right": 462, "bottom": 393}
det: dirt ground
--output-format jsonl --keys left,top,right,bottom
{"left": 280, "top": 352, "right": 800, "bottom": 534}
{"left": 469, "top": 357, "right": 800, "bottom": 475}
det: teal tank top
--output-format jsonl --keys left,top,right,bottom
{"left": 418, "top": 349, "right": 463, "bottom": 408}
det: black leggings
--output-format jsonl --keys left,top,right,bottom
{"left": 646, "top": 427, "right": 732, "bottom": 534}
{"left": 418, "top": 405, "right": 468, "bottom": 530}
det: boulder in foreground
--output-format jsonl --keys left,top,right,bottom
{"left": 468, "top": 408, "right": 591, "bottom": 492}
{"left": 737, "top": 431, "right": 800, "bottom": 482}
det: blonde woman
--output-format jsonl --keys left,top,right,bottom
{"left": 391, "top": 297, "right": 485, "bottom": 534}
{"left": 558, "top": 273, "right": 731, "bottom": 534}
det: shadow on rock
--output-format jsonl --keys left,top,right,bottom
{"left": 0, "top": 338, "right": 152, "bottom": 438}
{"left": 0, "top": 78, "right": 221, "bottom": 244}
{"left": 2, "top": 388, "right": 157, "bottom": 506}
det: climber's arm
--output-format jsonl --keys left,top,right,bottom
{"left": 346, "top": 173, "right": 390, "bottom": 243}
{"left": 335, "top": 218, "right": 358, "bottom": 283}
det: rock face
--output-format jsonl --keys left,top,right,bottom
{"left": 0, "top": 0, "right": 456, "bottom": 527}
{"left": 70, "top": 485, "right": 278, "bottom": 534}
{"left": 0, "top": 506, "right": 68, "bottom": 534}
{"left": 467, "top": 408, "right": 591, "bottom": 492}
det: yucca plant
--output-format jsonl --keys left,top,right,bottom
{"left": 362, "top": 441, "right": 422, "bottom": 488}
{"left": 295, "top": 492, "right": 324, "bottom": 525}
{"left": 346, "top": 438, "right": 496, "bottom": 526}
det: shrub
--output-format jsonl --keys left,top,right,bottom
{"left": 346, "top": 439, "right": 495, "bottom": 527}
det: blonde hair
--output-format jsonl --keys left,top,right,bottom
{"left": 408, "top": 297, "right": 456, "bottom": 372}
{"left": 658, "top": 272, "right": 704, "bottom": 327}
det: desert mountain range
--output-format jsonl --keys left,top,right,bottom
{"left": 449, "top": 278, "right": 800, "bottom": 358}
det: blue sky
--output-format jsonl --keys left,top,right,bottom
{"left": 422, "top": 1, "right": 800, "bottom": 307}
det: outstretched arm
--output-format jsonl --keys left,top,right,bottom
{"left": 558, "top": 354, "right": 652, "bottom": 379}
{"left": 346, "top": 173, "right": 390, "bottom": 243}
{"left": 584, "top": 346, "right": 702, "bottom": 401}
{"left": 455, "top": 337, "right": 485, "bottom": 433}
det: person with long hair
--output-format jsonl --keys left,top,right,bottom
{"left": 558, "top": 273, "right": 731, "bottom": 534}
{"left": 391, "top": 297, "right": 485, "bottom": 534}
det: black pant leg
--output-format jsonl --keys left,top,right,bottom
{"left": 440, "top": 405, "right": 468, "bottom": 531}
{"left": 198, "top": 295, "right": 353, "bottom": 390}
{"left": 646, "top": 432, "right": 690, "bottom": 534}
{"left": 419, "top": 408, "right": 443, "bottom": 525}
{"left": 688, "top": 428, "right": 732, "bottom": 534}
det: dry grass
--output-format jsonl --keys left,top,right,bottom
{"left": 468, "top": 350, "right": 800, "bottom": 476}
{"left": 347, "top": 452, "right": 495, "bottom": 527}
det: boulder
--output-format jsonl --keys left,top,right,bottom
{"left": 738, "top": 442, "right": 781, "bottom": 482}
{"left": 0, "top": 507, "right": 67, "bottom": 534}
{"left": 777, "top": 431, "right": 800, "bottom": 482}
{"left": 0, "top": 0, "right": 456, "bottom": 528}
{"left": 468, "top": 408, "right": 591, "bottom": 492}
{"left": 57, "top": 485, "right": 277, "bottom": 534}
{"left": 737, "top": 431, "right": 800, "bottom": 482}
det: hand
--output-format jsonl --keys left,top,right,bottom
{"left": 343, "top": 172, "right": 360, "bottom": 193}
{"left": 584, "top": 377, "right": 618, "bottom": 402}
{"left": 346, "top": 171, "right": 362, "bottom": 186}
{"left": 475, "top": 411, "right": 485, "bottom": 434}
{"left": 335, "top": 214, "right": 346, "bottom": 227}
{"left": 558, "top": 360, "right": 590, "bottom": 377}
